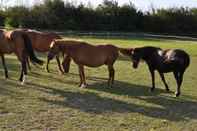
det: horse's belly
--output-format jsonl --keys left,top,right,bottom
{"left": 73, "top": 56, "right": 106, "bottom": 67}
{"left": 157, "top": 62, "right": 176, "bottom": 73}
{"left": 80, "top": 60, "right": 105, "bottom": 67}
{"left": 84, "top": 62, "right": 104, "bottom": 67}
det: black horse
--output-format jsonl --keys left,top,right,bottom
{"left": 130, "top": 46, "right": 190, "bottom": 97}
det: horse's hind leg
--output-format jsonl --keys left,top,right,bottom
{"left": 1, "top": 54, "right": 8, "bottom": 78}
{"left": 159, "top": 72, "right": 170, "bottom": 92}
{"left": 26, "top": 57, "right": 31, "bottom": 71}
{"left": 19, "top": 53, "right": 28, "bottom": 84}
{"left": 19, "top": 60, "right": 27, "bottom": 84}
{"left": 173, "top": 71, "right": 184, "bottom": 97}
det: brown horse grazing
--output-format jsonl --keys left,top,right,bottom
{"left": 128, "top": 46, "right": 190, "bottom": 97}
{"left": 47, "top": 39, "right": 129, "bottom": 88}
{"left": 0, "top": 29, "right": 43, "bottom": 83}
{"left": 16, "top": 29, "right": 71, "bottom": 74}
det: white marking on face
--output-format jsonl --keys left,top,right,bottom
{"left": 50, "top": 41, "right": 55, "bottom": 48}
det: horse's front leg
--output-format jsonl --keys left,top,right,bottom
{"left": 56, "top": 55, "right": 64, "bottom": 75}
{"left": 149, "top": 69, "right": 155, "bottom": 92}
{"left": 159, "top": 72, "right": 170, "bottom": 92}
{"left": 1, "top": 54, "right": 8, "bottom": 79}
{"left": 78, "top": 65, "right": 86, "bottom": 88}
{"left": 46, "top": 58, "right": 50, "bottom": 73}
{"left": 62, "top": 55, "right": 71, "bottom": 73}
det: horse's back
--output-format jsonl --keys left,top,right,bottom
{"left": 157, "top": 49, "right": 190, "bottom": 72}
{"left": 59, "top": 40, "right": 119, "bottom": 66}
{"left": 172, "top": 49, "right": 190, "bottom": 67}
{"left": 25, "top": 30, "right": 61, "bottom": 52}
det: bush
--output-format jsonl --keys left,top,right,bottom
{"left": 4, "top": 17, "right": 19, "bottom": 28}
{"left": 1, "top": 0, "right": 197, "bottom": 35}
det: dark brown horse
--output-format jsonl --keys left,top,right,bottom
{"left": 0, "top": 29, "right": 43, "bottom": 83}
{"left": 128, "top": 46, "right": 190, "bottom": 97}
{"left": 16, "top": 29, "right": 71, "bottom": 73}
{"left": 47, "top": 39, "right": 129, "bottom": 88}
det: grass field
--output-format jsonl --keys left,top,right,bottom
{"left": 0, "top": 36, "right": 197, "bottom": 131}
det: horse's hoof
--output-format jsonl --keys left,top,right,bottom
{"left": 166, "top": 88, "right": 170, "bottom": 92}
{"left": 59, "top": 72, "right": 64, "bottom": 75}
{"left": 80, "top": 84, "right": 87, "bottom": 88}
{"left": 21, "top": 81, "right": 25, "bottom": 85}
{"left": 64, "top": 71, "right": 69, "bottom": 73}
{"left": 150, "top": 87, "right": 155, "bottom": 92}
{"left": 175, "top": 92, "right": 180, "bottom": 97}
{"left": 108, "top": 84, "right": 113, "bottom": 88}
{"left": 46, "top": 68, "right": 50, "bottom": 73}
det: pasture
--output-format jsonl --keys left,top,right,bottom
{"left": 0, "top": 36, "right": 197, "bottom": 131}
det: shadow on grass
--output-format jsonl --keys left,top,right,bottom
{"left": 24, "top": 81, "right": 197, "bottom": 122}
{"left": 1, "top": 57, "right": 197, "bottom": 122}
{"left": 29, "top": 71, "right": 181, "bottom": 98}
{"left": 0, "top": 79, "right": 23, "bottom": 97}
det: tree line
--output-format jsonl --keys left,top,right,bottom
{"left": 0, "top": 0, "right": 197, "bottom": 36}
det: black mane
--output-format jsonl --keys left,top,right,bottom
{"left": 136, "top": 46, "right": 162, "bottom": 59}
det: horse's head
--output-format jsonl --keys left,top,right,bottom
{"left": 131, "top": 48, "right": 142, "bottom": 69}
{"left": 48, "top": 40, "right": 60, "bottom": 60}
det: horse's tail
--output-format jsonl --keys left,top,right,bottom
{"left": 184, "top": 53, "right": 190, "bottom": 68}
{"left": 118, "top": 47, "right": 133, "bottom": 56}
{"left": 22, "top": 34, "right": 44, "bottom": 65}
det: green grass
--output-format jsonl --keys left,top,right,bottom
{"left": 0, "top": 37, "right": 197, "bottom": 131}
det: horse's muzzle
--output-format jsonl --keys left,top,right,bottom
{"left": 132, "top": 60, "right": 139, "bottom": 69}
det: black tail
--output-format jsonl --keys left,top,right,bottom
{"left": 22, "top": 34, "right": 43, "bottom": 65}
{"left": 184, "top": 53, "right": 190, "bottom": 68}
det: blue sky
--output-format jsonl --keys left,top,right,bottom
{"left": 2, "top": 0, "right": 197, "bottom": 11}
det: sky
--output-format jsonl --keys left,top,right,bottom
{"left": 2, "top": 0, "right": 197, "bottom": 12}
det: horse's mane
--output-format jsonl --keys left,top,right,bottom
{"left": 26, "top": 29, "right": 42, "bottom": 33}
{"left": 54, "top": 39, "right": 89, "bottom": 45}
{"left": 138, "top": 46, "right": 162, "bottom": 55}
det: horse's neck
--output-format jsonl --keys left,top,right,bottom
{"left": 61, "top": 44, "right": 71, "bottom": 54}
{"left": 142, "top": 49, "right": 163, "bottom": 62}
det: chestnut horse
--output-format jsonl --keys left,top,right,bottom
{"left": 17, "top": 29, "right": 71, "bottom": 73}
{"left": 47, "top": 39, "right": 129, "bottom": 88}
{"left": 0, "top": 29, "right": 43, "bottom": 83}
{"left": 128, "top": 46, "right": 190, "bottom": 97}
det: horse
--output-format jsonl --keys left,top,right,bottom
{"left": 47, "top": 39, "right": 129, "bottom": 88}
{"left": 128, "top": 46, "right": 190, "bottom": 97}
{"left": 0, "top": 29, "right": 43, "bottom": 84}
{"left": 14, "top": 29, "right": 71, "bottom": 74}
